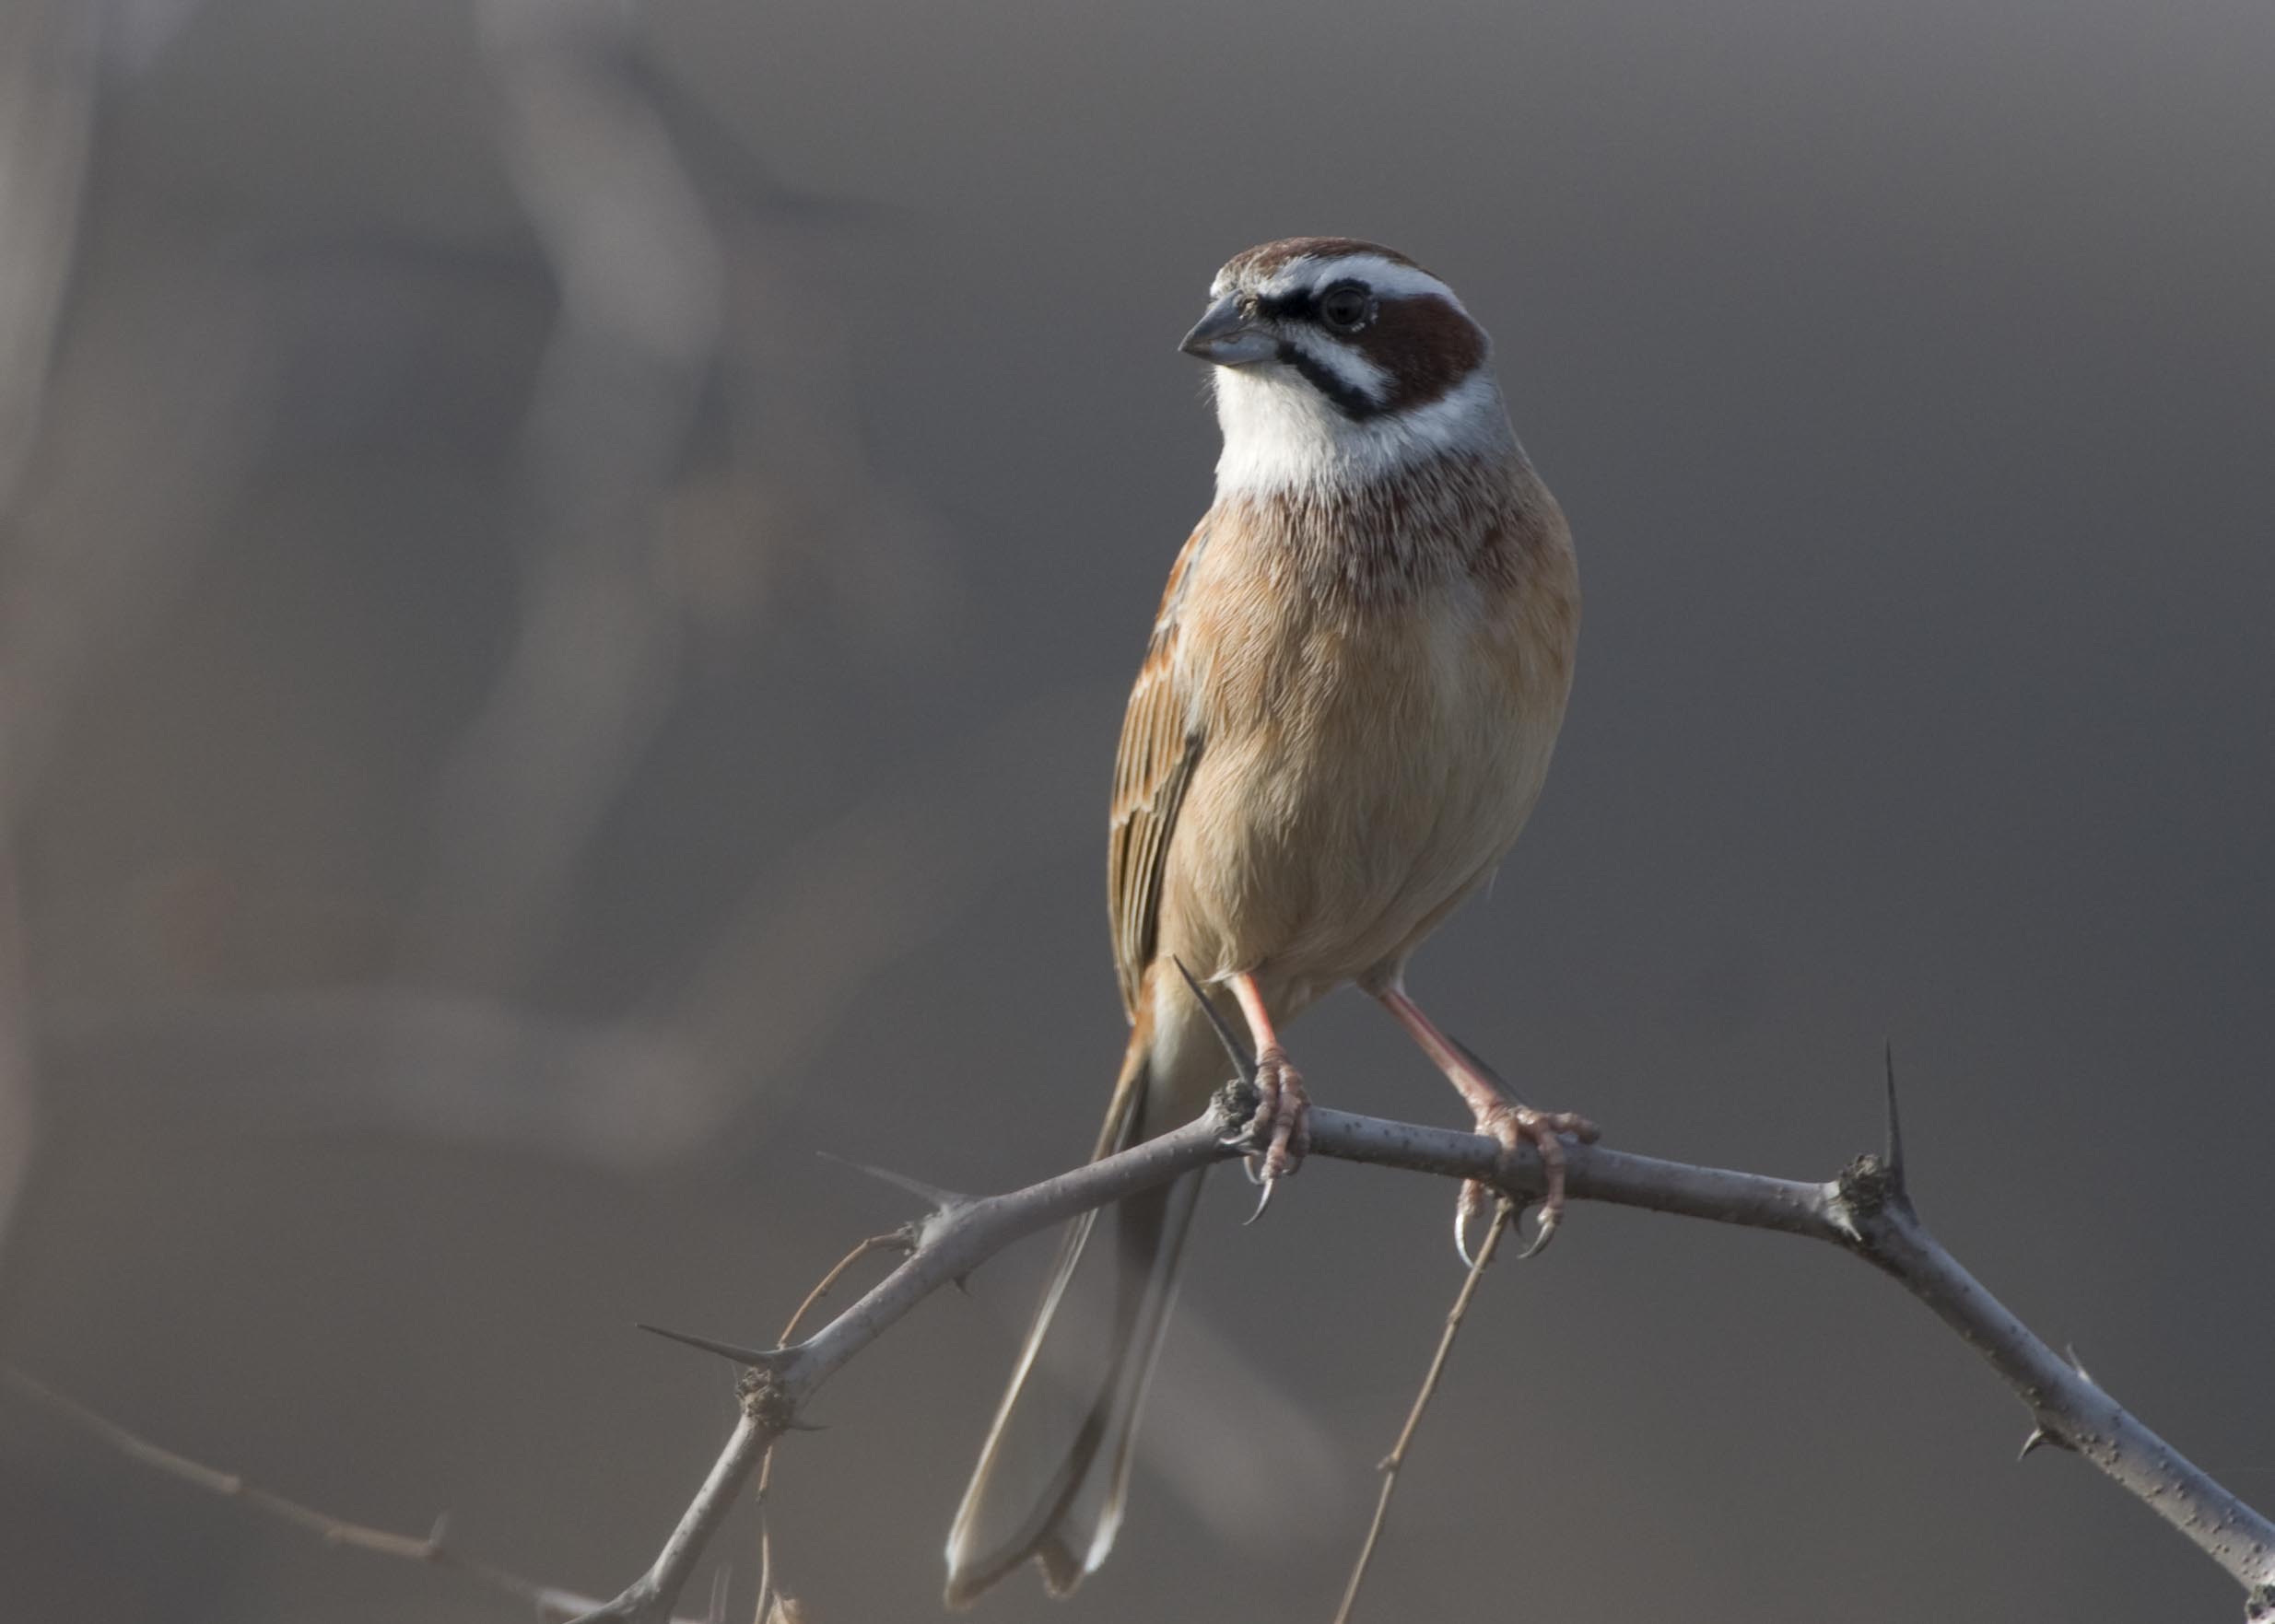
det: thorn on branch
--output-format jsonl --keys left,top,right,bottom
{"left": 814, "top": 1151, "right": 970, "bottom": 1216}
{"left": 1174, "top": 957, "right": 1255, "bottom": 1082}
{"left": 1833, "top": 1043, "right": 1920, "bottom": 1239}
{"left": 2017, "top": 1424, "right": 2072, "bottom": 1461}
{"left": 637, "top": 1322, "right": 792, "bottom": 1369}
{"left": 1882, "top": 1040, "right": 1906, "bottom": 1194}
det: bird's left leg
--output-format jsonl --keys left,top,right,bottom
{"left": 1374, "top": 986, "right": 1598, "bottom": 1259}
{"left": 1229, "top": 972, "right": 1309, "bottom": 1199}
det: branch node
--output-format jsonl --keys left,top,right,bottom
{"left": 636, "top": 1322, "right": 792, "bottom": 1369}
{"left": 738, "top": 1366, "right": 798, "bottom": 1435}
{"left": 1210, "top": 1074, "right": 1262, "bottom": 1144}
{"left": 1831, "top": 1151, "right": 1904, "bottom": 1233}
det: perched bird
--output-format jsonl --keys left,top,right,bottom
{"left": 944, "top": 237, "right": 1593, "bottom": 1606}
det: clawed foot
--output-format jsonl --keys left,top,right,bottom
{"left": 1458, "top": 1100, "right": 1601, "bottom": 1264}
{"left": 1240, "top": 1045, "right": 1310, "bottom": 1222}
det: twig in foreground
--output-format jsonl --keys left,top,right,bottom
{"left": 1332, "top": 1197, "right": 1514, "bottom": 1624}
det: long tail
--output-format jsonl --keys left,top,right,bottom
{"left": 943, "top": 1025, "right": 1207, "bottom": 1606}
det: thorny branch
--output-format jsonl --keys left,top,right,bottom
{"left": 15, "top": 1075, "right": 2275, "bottom": 1622}
{"left": 587, "top": 1073, "right": 2275, "bottom": 1623}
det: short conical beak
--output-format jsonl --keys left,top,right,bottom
{"left": 1179, "top": 296, "right": 1275, "bottom": 366}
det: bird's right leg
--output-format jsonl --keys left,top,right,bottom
{"left": 1228, "top": 972, "right": 1309, "bottom": 1202}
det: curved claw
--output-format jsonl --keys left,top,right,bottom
{"left": 1516, "top": 1202, "right": 1561, "bottom": 1260}
{"left": 1453, "top": 1181, "right": 1487, "bottom": 1267}
{"left": 1453, "top": 1102, "right": 1599, "bottom": 1265}
{"left": 1244, "top": 1176, "right": 1277, "bottom": 1226}
{"left": 1242, "top": 1045, "right": 1309, "bottom": 1198}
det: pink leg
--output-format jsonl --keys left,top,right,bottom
{"left": 1229, "top": 972, "right": 1310, "bottom": 1191}
{"left": 1377, "top": 987, "right": 1598, "bottom": 1258}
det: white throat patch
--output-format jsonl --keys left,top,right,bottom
{"left": 1212, "top": 367, "right": 1513, "bottom": 496}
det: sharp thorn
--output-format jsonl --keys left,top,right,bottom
{"left": 1446, "top": 1032, "right": 1518, "bottom": 1103}
{"left": 2065, "top": 1343, "right": 2095, "bottom": 1385}
{"left": 425, "top": 1513, "right": 451, "bottom": 1550}
{"left": 1174, "top": 957, "right": 1256, "bottom": 1082}
{"left": 813, "top": 1151, "right": 967, "bottom": 1212}
{"left": 636, "top": 1322, "right": 790, "bottom": 1367}
{"left": 1882, "top": 1040, "right": 1907, "bottom": 1189}
{"left": 2018, "top": 1427, "right": 2052, "bottom": 1461}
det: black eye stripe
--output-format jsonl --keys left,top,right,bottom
{"left": 1256, "top": 281, "right": 1370, "bottom": 325}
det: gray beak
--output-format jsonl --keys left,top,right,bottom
{"left": 1179, "top": 296, "right": 1277, "bottom": 366}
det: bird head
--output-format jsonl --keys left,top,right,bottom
{"left": 1179, "top": 238, "right": 1510, "bottom": 494}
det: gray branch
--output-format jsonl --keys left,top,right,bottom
{"left": 579, "top": 1087, "right": 2275, "bottom": 1622}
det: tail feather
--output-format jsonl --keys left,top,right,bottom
{"left": 944, "top": 1032, "right": 1206, "bottom": 1607}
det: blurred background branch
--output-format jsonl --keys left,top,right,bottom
{"left": 0, "top": 1364, "right": 725, "bottom": 1624}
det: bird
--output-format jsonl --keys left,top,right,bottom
{"left": 943, "top": 237, "right": 1593, "bottom": 1607}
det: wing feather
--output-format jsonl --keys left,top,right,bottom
{"left": 1107, "top": 522, "right": 1209, "bottom": 1018}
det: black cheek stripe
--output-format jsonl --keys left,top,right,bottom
{"left": 1275, "top": 340, "right": 1383, "bottom": 421}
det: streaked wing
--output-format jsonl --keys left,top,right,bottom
{"left": 1107, "top": 521, "right": 1208, "bottom": 1018}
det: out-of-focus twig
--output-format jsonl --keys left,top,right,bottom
{"left": 0, "top": 816, "right": 31, "bottom": 1268}
{"left": 0, "top": 1363, "right": 718, "bottom": 1623}
{"left": 408, "top": 0, "right": 727, "bottom": 990}
{"left": 39, "top": 988, "right": 721, "bottom": 1168}
{"left": 411, "top": 0, "right": 951, "bottom": 1011}
{"left": 670, "top": 689, "right": 1107, "bottom": 1142}
{"left": 0, "top": 0, "right": 99, "bottom": 512}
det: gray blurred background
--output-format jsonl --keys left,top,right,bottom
{"left": 2, "top": 0, "right": 2270, "bottom": 1618}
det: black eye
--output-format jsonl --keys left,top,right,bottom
{"left": 1318, "top": 282, "right": 1371, "bottom": 333}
